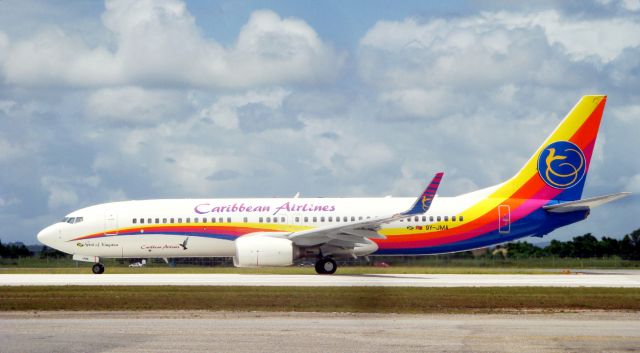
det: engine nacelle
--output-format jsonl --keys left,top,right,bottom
{"left": 233, "top": 234, "right": 295, "bottom": 267}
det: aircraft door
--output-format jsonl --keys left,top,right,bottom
{"left": 498, "top": 205, "right": 510, "bottom": 234}
{"left": 104, "top": 213, "right": 119, "bottom": 235}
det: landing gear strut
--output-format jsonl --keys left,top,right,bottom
{"left": 92, "top": 263, "right": 105, "bottom": 274}
{"left": 315, "top": 257, "right": 337, "bottom": 275}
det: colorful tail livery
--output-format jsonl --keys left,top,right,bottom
{"left": 37, "top": 95, "right": 629, "bottom": 275}
{"left": 497, "top": 95, "right": 606, "bottom": 202}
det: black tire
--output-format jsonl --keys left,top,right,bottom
{"left": 315, "top": 257, "right": 337, "bottom": 275}
{"left": 92, "top": 263, "right": 105, "bottom": 274}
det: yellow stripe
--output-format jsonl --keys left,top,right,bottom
{"left": 457, "top": 95, "right": 605, "bottom": 221}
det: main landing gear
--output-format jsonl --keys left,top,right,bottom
{"left": 92, "top": 263, "right": 105, "bottom": 274}
{"left": 315, "top": 257, "right": 337, "bottom": 275}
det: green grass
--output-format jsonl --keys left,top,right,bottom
{"left": 1, "top": 286, "right": 639, "bottom": 313}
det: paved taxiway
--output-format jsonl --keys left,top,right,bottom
{"left": 2, "top": 271, "right": 640, "bottom": 287}
{"left": 1, "top": 311, "right": 639, "bottom": 353}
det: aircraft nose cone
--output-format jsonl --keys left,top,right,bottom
{"left": 37, "top": 225, "right": 54, "bottom": 246}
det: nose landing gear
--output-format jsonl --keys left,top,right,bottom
{"left": 92, "top": 263, "right": 105, "bottom": 274}
{"left": 314, "top": 257, "right": 337, "bottom": 275}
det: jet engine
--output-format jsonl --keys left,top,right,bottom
{"left": 233, "top": 234, "right": 297, "bottom": 267}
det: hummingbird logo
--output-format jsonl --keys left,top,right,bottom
{"left": 537, "top": 141, "right": 586, "bottom": 189}
{"left": 179, "top": 237, "right": 189, "bottom": 250}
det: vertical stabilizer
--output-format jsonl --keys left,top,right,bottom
{"left": 496, "top": 95, "right": 607, "bottom": 202}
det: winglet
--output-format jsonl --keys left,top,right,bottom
{"left": 402, "top": 172, "right": 444, "bottom": 216}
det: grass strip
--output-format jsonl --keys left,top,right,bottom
{"left": 1, "top": 286, "right": 639, "bottom": 313}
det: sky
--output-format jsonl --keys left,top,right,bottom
{"left": 0, "top": 0, "right": 639, "bottom": 245}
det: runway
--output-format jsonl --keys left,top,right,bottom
{"left": 2, "top": 271, "right": 640, "bottom": 287}
{"left": 2, "top": 311, "right": 639, "bottom": 353}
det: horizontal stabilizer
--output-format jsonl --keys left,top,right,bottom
{"left": 543, "top": 192, "right": 630, "bottom": 213}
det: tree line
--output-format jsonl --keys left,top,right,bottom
{"left": 505, "top": 228, "right": 640, "bottom": 260}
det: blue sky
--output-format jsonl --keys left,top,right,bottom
{"left": 0, "top": 0, "right": 639, "bottom": 244}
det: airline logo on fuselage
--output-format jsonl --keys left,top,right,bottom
{"left": 194, "top": 201, "right": 336, "bottom": 216}
{"left": 537, "top": 141, "right": 586, "bottom": 189}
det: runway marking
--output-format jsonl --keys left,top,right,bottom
{"left": 1, "top": 273, "right": 640, "bottom": 287}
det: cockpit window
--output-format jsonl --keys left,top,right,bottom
{"left": 63, "top": 216, "right": 84, "bottom": 224}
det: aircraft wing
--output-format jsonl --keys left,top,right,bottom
{"left": 288, "top": 173, "right": 444, "bottom": 248}
{"left": 543, "top": 192, "right": 630, "bottom": 213}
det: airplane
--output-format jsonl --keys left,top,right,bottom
{"left": 37, "top": 95, "right": 629, "bottom": 275}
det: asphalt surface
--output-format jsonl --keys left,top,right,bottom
{"left": 2, "top": 272, "right": 640, "bottom": 287}
{"left": 1, "top": 311, "right": 639, "bottom": 353}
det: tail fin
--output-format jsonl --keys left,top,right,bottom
{"left": 497, "top": 95, "right": 607, "bottom": 202}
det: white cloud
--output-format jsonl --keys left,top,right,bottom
{"left": 622, "top": 0, "right": 640, "bottom": 11}
{"left": 625, "top": 174, "right": 640, "bottom": 192}
{"left": 86, "top": 87, "right": 187, "bottom": 123}
{"left": 0, "top": 1, "right": 343, "bottom": 88}
{"left": 611, "top": 104, "right": 640, "bottom": 122}
{"left": 0, "top": 135, "right": 29, "bottom": 162}
{"left": 200, "top": 88, "right": 290, "bottom": 129}
{"left": 485, "top": 11, "right": 640, "bottom": 62}
{"left": 40, "top": 177, "right": 80, "bottom": 209}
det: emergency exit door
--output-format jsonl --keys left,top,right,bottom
{"left": 104, "top": 213, "right": 118, "bottom": 235}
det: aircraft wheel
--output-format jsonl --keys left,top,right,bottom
{"left": 92, "top": 263, "right": 105, "bottom": 274}
{"left": 315, "top": 257, "right": 337, "bottom": 275}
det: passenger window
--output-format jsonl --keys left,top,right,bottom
{"left": 320, "top": 216, "right": 325, "bottom": 222}
{"left": 304, "top": 217, "right": 309, "bottom": 222}
{"left": 313, "top": 217, "right": 317, "bottom": 222}
{"left": 266, "top": 217, "right": 271, "bottom": 223}
{"left": 177, "top": 218, "right": 182, "bottom": 223}
{"left": 163, "top": 218, "right": 167, "bottom": 223}
{"left": 295, "top": 217, "right": 300, "bottom": 222}
{"left": 133, "top": 219, "right": 137, "bottom": 224}
{"left": 444, "top": 216, "right": 448, "bottom": 221}
{"left": 351, "top": 216, "right": 355, "bottom": 221}
{"left": 202, "top": 217, "right": 207, "bottom": 223}
{"left": 186, "top": 218, "right": 191, "bottom": 223}
{"left": 422, "top": 216, "right": 426, "bottom": 222}
{"left": 243, "top": 217, "right": 248, "bottom": 223}
{"left": 359, "top": 216, "right": 363, "bottom": 221}
{"left": 259, "top": 217, "right": 263, "bottom": 223}
{"left": 430, "top": 216, "right": 434, "bottom": 222}
{"left": 414, "top": 216, "right": 419, "bottom": 222}
{"left": 155, "top": 218, "right": 160, "bottom": 224}
{"left": 460, "top": 216, "right": 464, "bottom": 221}
{"left": 227, "top": 217, "right": 231, "bottom": 223}
{"left": 328, "top": 216, "right": 333, "bottom": 222}
{"left": 437, "top": 216, "right": 441, "bottom": 222}
{"left": 343, "top": 217, "right": 348, "bottom": 222}
{"left": 170, "top": 218, "right": 174, "bottom": 223}
{"left": 140, "top": 218, "right": 145, "bottom": 224}
{"left": 147, "top": 218, "right": 152, "bottom": 224}
{"left": 280, "top": 217, "right": 285, "bottom": 223}
{"left": 219, "top": 217, "right": 223, "bottom": 223}
{"left": 273, "top": 217, "right": 278, "bottom": 223}
{"left": 194, "top": 217, "right": 199, "bottom": 223}
{"left": 212, "top": 218, "right": 216, "bottom": 223}
{"left": 452, "top": 216, "right": 456, "bottom": 221}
